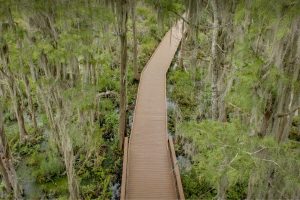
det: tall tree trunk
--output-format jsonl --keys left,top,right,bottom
{"left": 39, "top": 85, "right": 80, "bottom": 199}
{"left": 131, "top": 0, "right": 139, "bottom": 81}
{"left": 259, "top": 93, "right": 273, "bottom": 137}
{"left": 40, "top": 52, "right": 50, "bottom": 78}
{"left": 91, "top": 64, "right": 96, "bottom": 85}
{"left": 217, "top": 1, "right": 236, "bottom": 122}
{"left": 218, "top": 69, "right": 227, "bottom": 122}
{"left": 62, "top": 63, "right": 67, "bottom": 80}
{"left": 59, "top": 122, "right": 80, "bottom": 200}
{"left": 23, "top": 75, "right": 37, "bottom": 130}
{"left": 211, "top": 0, "right": 219, "bottom": 120}
{"left": 118, "top": 0, "right": 128, "bottom": 150}
{"left": 217, "top": 173, "right": 228, "bottom": 200}
{"left": 0, "top": 106, "right": 22, "bottom": 199}
{"left": 70, "top": 56, "right": 80, "bottom": 87}
{"left": 54, "top": 89, "right": 80, "bottom": 200}
{"left": 271, "top": 17, "right": 300, "bottom": 142}
{"left": 15, "top": 99, "right": 27, "bottom": 142}
{"left": 273, "top": 80, "right": 296, "bottom": 142}
{"left": 178, "top": 21, "right": 186, "bottom": 71}
{"left": 8, "top": 81, "right": 28, "bottom": 142}
{"left": 0, "top": 41, "right": 27, "bottom": 142}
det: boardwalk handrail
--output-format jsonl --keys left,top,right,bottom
{"left": 120, "top": 137, "right": 129, "bottom": 200}
{"left": 168, "top": 136, "right": 185, "bottom": 199}
{"left": 121, "top": 17, "right": 185, "bottom": 199}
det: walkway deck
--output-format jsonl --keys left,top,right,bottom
{"left": 121, "top": 19, "right": 185, "bottom": 199}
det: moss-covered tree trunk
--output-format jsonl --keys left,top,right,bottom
{"left": 23, "top": 75, "right": 37, "bottom": 130}
{"left": 118, "top": 0, "right": 128, "bottom": 150}
{"left": 178, "top": 21, "right": 186, "bottom": 71}
{"left": 211, "top": 0, "right": 219, "bottom": 120}
{"left": 0, "top": 106, "right": 22, "bottom": 199}
{"left": 0, "top": 42, "right": 28, "bottom": 142}
{"left": 131, "top": 0, "right": 139, "bottom": 81}
{"left": 13, "top": 92, "right": 28, "bottom": 142}
{"left": 59, "top": 120, "right": 80, "bottom": 200}
{"left": 271, "top": 17, "right": 300, "bottom": 142}
{"left": 216, "top": 1, "right": 236, "bottom": 122}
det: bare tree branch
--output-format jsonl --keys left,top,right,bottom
{"left": 276, "top": 106, "right": 300, "bottom": 118}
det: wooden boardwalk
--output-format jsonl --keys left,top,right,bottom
{"left": 121, "top": 19, "right": 185, "bottom": 199}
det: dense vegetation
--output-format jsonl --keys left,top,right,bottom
{"left": 167, "top": 0, "right": 300, "bottom": 199}
{"left": 0, "top": 0, "right": 299, "bottom": 199}
{"left": 0, "top": 1, "right": 170, "bottom": 199}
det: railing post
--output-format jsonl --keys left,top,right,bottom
{"left": 121, "top": 137, "right": 129, "bottom": 200}
{"left": 168, "top": 136, "right": 185, "bottom": 200}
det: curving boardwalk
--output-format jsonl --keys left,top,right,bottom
{"left": 121, "top": 19, "right": 185, "bottom": 199}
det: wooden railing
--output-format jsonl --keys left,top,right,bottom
{"left": 120, "top": 137, "right": 129, "bottom": 200}
{"left": 168, "top": 136, "right": 185, "bottom": 200}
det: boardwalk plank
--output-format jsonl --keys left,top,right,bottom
{"left": 124, "top": 19, "right": 184, "bottom": 200}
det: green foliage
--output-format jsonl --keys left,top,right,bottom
{"left": 226, "top": 182, "right": 247, "bottom": 200}
{"left": 137, "top": 6, "right": 152, "bottom": 19}
{"left": 98, "top": 65, "right": 119, "bottom": 92}
{"left": 182, "top": 168, "right": 217, "bottom": 199}
{"left": 140, "top": 39, "right": 156, "bottom": 63}
{"left": 136, "top": 4, "right": 164, "bottom": 67}
{"left": 177, "top": 120, "right": 300, "bottom": 199}
{"left": 102, "top": 111, "right": 119, "bottom": 136}
{"left": 229, "top": 0, "right": 300, "bottom": 117}
{"left": 32, "top": 151, "right": 64, "bottom": 184}
{"left": 40, "top": 177, "right": 68, "bottom": 198}
{"left": 145, "top": 0, "right": 184, "bottom": 20}
{"left": 1, "top": 0, "right": 180, "bottom": 199}
{"left": 163, "top": 0, "right": 300, "bottom": 199}
{"left": 169, "top": 70, "right": 197, "bottom": 119}
{"left": 289, "top": 116, "right": 300, "bottom": 141}
{"left": 78, "top": 140, "right": 122, "bottom": 199}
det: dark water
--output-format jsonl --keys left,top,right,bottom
{"left": 18, "top": 159, "right": 42, "bottom": 199}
